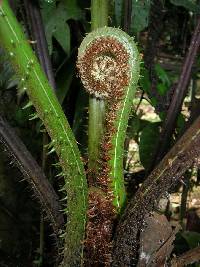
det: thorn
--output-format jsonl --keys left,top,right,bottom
{"left": 47, "top": 147, "right": 56, "bottom": 155}
{"left": 56, "top": 172, "right": 64, "bottom": 178}
{"left": 180, "top": 179, "right": 186, "bottom": 186}
{"left": 17, "top": 87, "right": 26, "bottom": 97}
{"left": 19, "top": 178, "right": 26, "bottom": 183}
{"left": 52, "top": 162, "right": 61, "bottom": 168}
{"left": 39, "top": 128, "right": 46, "bottom": 133}
{"left": 49, "top": 232, "right": 57, "bottom": 238}
{"left": 29, "top": 113, "right": 39, "bottom": 121}
{"left": 62, "top": 207, "right": 69, "bottom": 213}
{"left": 22, "top": 101, "right": 33, "bottom": 109}
{"left": 58, "top": 187, "right": 66, "bottom": 192}
{"left": 60, "top": 196, "right": 68, "bottom": 201}
{"left": 44, "top": 140, "right": 55, "bottom": 149}
{"left": 59, "top": 232, "right": 66, "bottom": 239}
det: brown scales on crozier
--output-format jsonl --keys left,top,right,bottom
{"left": 77, "top": 37, "right": 130, "bottom": 99}
{"left": 77, "top": 36, "right": 132, "bottom": 266}
{"left": 82, "top": 94, "right": 122, "bottom": 266}
{"left": 84, "top": 189, "right": 116, "bottom": 266}
{"left": 97, "top": 100, "right": 120, "bottom": 191}
{"left": 84, "top": 98, "right": 122, "bottom": 266}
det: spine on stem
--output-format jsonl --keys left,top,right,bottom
{"left": 0, "top": 1, "right": 87, "bottom": 266}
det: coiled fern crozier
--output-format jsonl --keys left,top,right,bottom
{"left": 77, "top": 27, "right": 140, "bottom": 265}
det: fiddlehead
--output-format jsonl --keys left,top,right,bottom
{"left": 77, "top": 27, "right": 140, "bottom": 265}
{"left": 0, "top": 1, "right": 87, "bottom": 266}
{"left": 77, "top": 26, "right": 140, "bottom": 209}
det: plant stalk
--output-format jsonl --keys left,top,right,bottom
{"left": 88, "top": 0, "right": 108, "bottom": 184}
{"left": 0, "top": 2, "right": 88, "bottom": 265}
{"left": 91, "top": 0, "right": 108, "bottom": 30}
{"left": 0, "top": 116, "right": 64, "bottom": 235}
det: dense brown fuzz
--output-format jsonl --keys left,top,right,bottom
{"left": 96, "top": 98, "right": 119, "bottom": 191}
{"left": 79, "top": 35, "right": 132, "bottom": 266}
{"left": 77, "top": 37, "right": 130, "bottom": 99}
{"left": 83, "top": 83, "right": 125, "bottom": 266}
{"left": 83, "top": 99, "right": 122, "bottom": 266}
{"left": 84, "top": 189, "right": 116, "bottom": 267}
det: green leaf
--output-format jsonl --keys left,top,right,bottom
{"left": 176, "top": 113, "right": 186, "bottom": 135}
{"left": 159, "top": 111, "right": 166, "bottom": 121}
{"left": 0, "top": 48, "right": 16, "bottom": 90}
{"left": 140, "top": 66, "right": 151, "bottom": 94}
{"left": 157, "top": 83, "right": 168, "bottom": 96}
{"left": 170, "top": 0, "right": 200, "bottom": 12}
{"left": 41, "top": 0, "right": 83, "bottom": 55}
{"left": 155, "top": 64, "right": 171, "bottom": 96}
{"left": 114, "top": 0, "right": 150, "bottom": 33}
{"left": 155, "top": 64, "right": 171, "bottom": 87}
{"left": 151, "top": 97, "right": 158, "bottom": 107}
{"left": 139, "top": 122, "right": 160, "bottom": 169}
{"left": 55, "top": 57, "right": 74, "bottom": 104}
{"left": 15, "top": 107, "right": 32, "bottom": 126}
{"left": 114, "top": 0, "right": 123, "bottom": 27}
{"left": 72, "top": 89, "right": 88, "bottom": 153}
{"left": 182, "top": 231, "right": 200, "bottom": 248}
{"left": 127, "top": 115, "right": 150, "bottom": 142}
{"left": 40, "top": 0, "right": 56, "bottom": 23}
{"left": 53, "top": 22, "right": 70, "bottom": 55}
{"left": 131, "top": 0, "right": 151, "bottom": 33}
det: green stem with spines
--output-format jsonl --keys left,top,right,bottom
{"left": 0, "top": 1, "right": 87, "bottom": 266}
{"left": 106, "top": 31, "right": 140, "bottom": 210}
{"left": 88, "top": 0, "right": 108, "bottom": 183}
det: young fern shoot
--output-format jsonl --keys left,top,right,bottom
{"left": 77, "top": 26, "right": 140, "bottom": 210}
{"left": 77, "top": 26, "right": 140, "bottom": 265}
